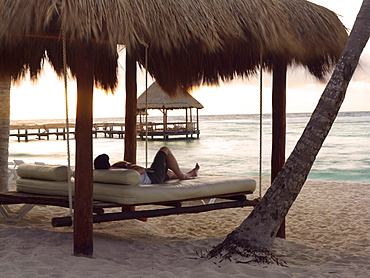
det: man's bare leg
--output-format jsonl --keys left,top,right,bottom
{"left": 167, "top": 163, "right": 199, "bottom": 179}
{"left": 160, "top": 146, "right": 199, "bottom": 180}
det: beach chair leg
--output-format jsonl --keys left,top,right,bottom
{"left": 0, "top": 204, "right": 35, "bottom": 222}
{"left": 208, "top": 198, "right": 216, "bottom": 204}
{"left": 3, "top": 204, "right": 12, "bottom": 213}
{"left": 201, "top": 194, "right": 249, "bottom": 205}
{"left": 0, "top": 205, "right": 11, "bottom": 219}
{"left": 8, "top": 170, "right": 14, "bottom": 182}
{"left": 201, "top": 198, "right": 216, "bottom": 205}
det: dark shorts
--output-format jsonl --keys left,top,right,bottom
{"left": 146, "top": 150, "right": 169, "bottom": 184}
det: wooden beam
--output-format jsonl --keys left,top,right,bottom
{"left": 124, "top": 53, "right": 137, "bottom": 163}
{"left": 52, "top": 199, "right": 259, "bottom": 227}
{"left": 73, "top": 42, "right": 95, "bottom": 256}
{"left": 196, "top": 109, "right": 200, "bottom": 138}
{"left": 272, "top": 58, "right": 287, "bottom": 239}
{"left": 163, "top": 109, "right": 167, "bottom": 139}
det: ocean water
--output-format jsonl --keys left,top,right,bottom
{"left": 8, "top": 111, "right": 370, "bottom": 183}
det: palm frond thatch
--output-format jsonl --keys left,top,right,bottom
{"left": 0, "top": 0, "right": 348, "bottom": 93}
{"left": 131, "top": 0, "right": 348, "bottom": 92}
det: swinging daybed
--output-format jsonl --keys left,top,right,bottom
{"left": 0, "top": 163, "right": 258, "bottom": 226}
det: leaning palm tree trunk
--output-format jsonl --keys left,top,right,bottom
{"left": 209, "top": 0, "right": 370, "bottom": 262}
{"left": 0, "top": 75, "right": 11, "bottom": 191}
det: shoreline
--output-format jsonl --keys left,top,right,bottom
{"left": 1, "top": 178, "right": 369, "bottom": 277}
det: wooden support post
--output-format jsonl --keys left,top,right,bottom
{"left": 196, "top": 109, "right": 200, "bottom": 138}
{"left": 191, "top": 108, "right": 194, "bottom": 137}
{"left": 73, "top": 42, "right": 95, "bottom": 256}
{"left": 124, "top": 53, "right": 137, "bottom": 164}
{"left": 185, "top": 109, "right": 188, "bottom": 138}
{"left": 163, "top": 109, "right": 167, "bottom": 140}
{"left": 272, "top": 58, "right": 287, "bottom": 239}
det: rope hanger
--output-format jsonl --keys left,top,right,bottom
{"left": 144, "top": 45, "right": 149, "bottom": 168}
{"left": 62, "top": 16, "right": 73, "bottom": 218}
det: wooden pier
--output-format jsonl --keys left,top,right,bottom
{"left": 10, "top": 123, "right": 125, "bottom": 142}
{"left": 137, "top": 122, "right": 200, "bottom": 140}
{"left": 10, "top": 121, "right": 199, "bottom": 142}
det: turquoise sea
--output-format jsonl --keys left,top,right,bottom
{"left": 9, "top": 111, "right": 370, "bottom": 183}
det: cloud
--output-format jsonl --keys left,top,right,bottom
{"left": 353, "top": 53, "right": 370, "bottom": 82}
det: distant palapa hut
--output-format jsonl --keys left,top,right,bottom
{"left": 137, "top": 82, "right": 204, "bottom": 140}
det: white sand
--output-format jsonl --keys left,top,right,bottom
{"left": 1, "top": 178, "right": 369, "bottom": 277}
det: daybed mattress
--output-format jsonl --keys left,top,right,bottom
{"left": 16, "top": 175, "right": 256, "bottom": 205}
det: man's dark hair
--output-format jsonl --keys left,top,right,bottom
{"left": 94, "top": 154, "right": 110, "bottom": 169}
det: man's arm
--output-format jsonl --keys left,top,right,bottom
{"left": 129, "top": 164, "right": 146, "bottom": 175}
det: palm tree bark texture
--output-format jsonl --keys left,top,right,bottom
{"left": 209, "top": 0, "right": 370, "bottom": 263}
{"left": 0, "top": 75, "right": 10, "bottom": 191}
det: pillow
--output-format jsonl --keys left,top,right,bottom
{"left": 17, "top": 163, "right": 69, "bottom": 181}
{"left": 93, "top": 169, "right": 140, "bottom": 185}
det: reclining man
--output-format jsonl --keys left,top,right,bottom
{"left": 94, "top": 146, "right": 199, "bottom": 184}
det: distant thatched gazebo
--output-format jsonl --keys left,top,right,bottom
{"left": 137, "top": 82, "right": 204, "bottom": 139}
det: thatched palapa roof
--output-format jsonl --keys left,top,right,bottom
{"left": 132, "top": 0, "right": 349, "bottom": 93}
{"left": 0, "top": 0, "right": 348, "bottom": 93}
{"left": 137, "top": 82, "right": 204, "bottom": 111}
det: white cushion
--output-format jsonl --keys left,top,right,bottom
{"left": 93, "top": 175, "right": 256, "bottom": 204}
{"left": 16, "top": 175, "right": 256, "bottom": 205}
{"left": 17, "top": 164, "right": 68, "bottom": 181}
{"left": 16, "top": 179, "right": 72, "bottom": 196}
{"left": 93, "top": 169, "right": 140, "bottom": 185}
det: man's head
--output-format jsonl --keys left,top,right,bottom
{"left": 94, "top": 154, "right": 110, "bottom": 169}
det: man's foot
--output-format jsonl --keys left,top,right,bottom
{"left": 186, "top": 163, "right": 200, "bottom": 178}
